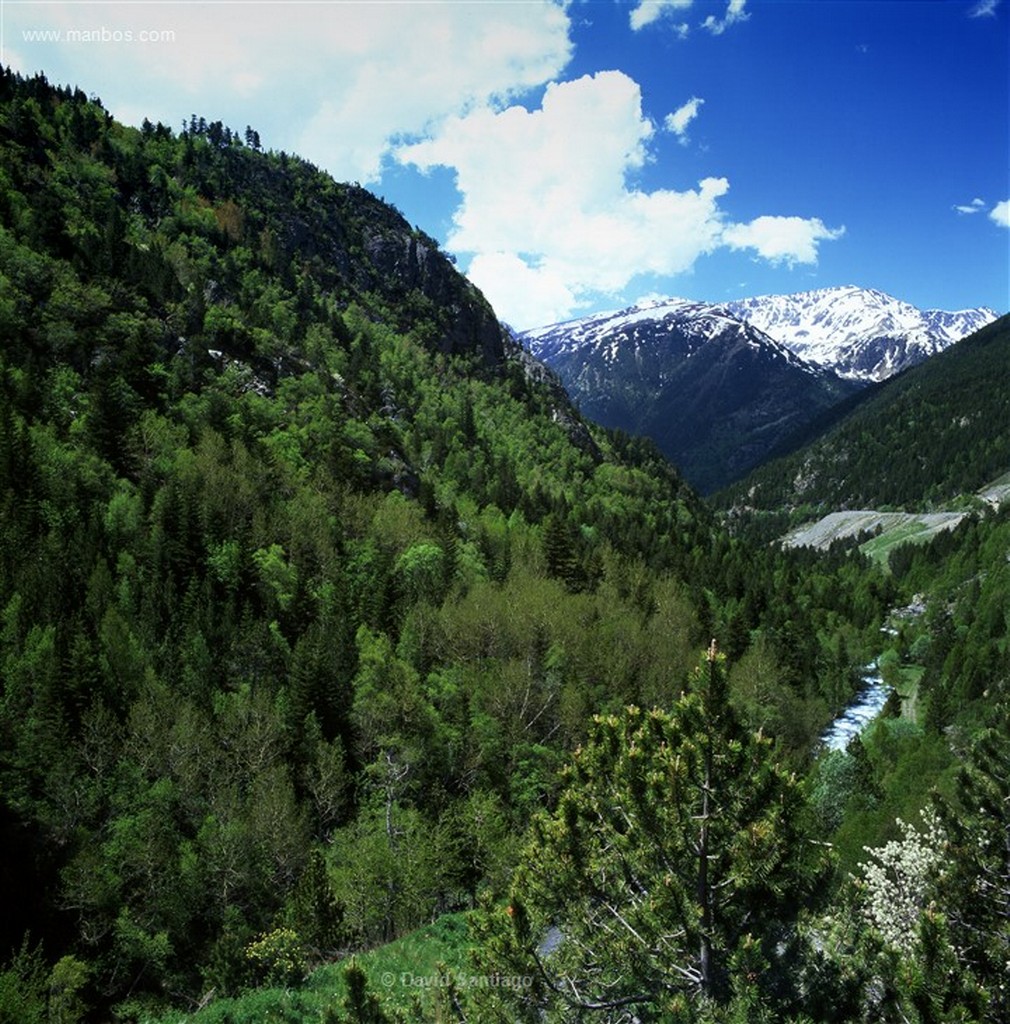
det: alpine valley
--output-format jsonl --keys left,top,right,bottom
{"left": 2, "top": 69, "right": 1010, "bottom": 1024}
{"left": 521, "top": 288, "right": 998, "bottom": 493}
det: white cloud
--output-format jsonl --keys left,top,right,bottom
{"left": 467, "top": 253, "right": 578, "bottom": 330}
{"left": 399, "top": 72, "right": 657, "bottom": 262}
{"left": 954, "top": 198, "right": 987, "bottom": 214}
{"left": 991, "top": 200, "right": 1010, "bottom": 228}
{"left": 665, "top": 96, "right": 705, "bottom": 144}
{"left": 722, "top": 216, "right": 845, "bottom": 265}
{"left": 399, "top": 72, "right": 735, "bottom": 326}
{"left": 969, "top": 0, "right": 999, "bottom": 17}
{"left": 12, "top": 2, "right": 844, "bottom": 330}
{"left": 399, "top": 71, "right": 841, "bottom": 328}
{"left": 703, "top": 0, "right": 750, "bottom": 35}
{"left": 6, "top": 2, "right": 573, "bottom": 184}
{"left": 295, "top": 6, "right": 574, "bottom": 182}
{"left": 630, "top": 1, "right": 693, "bottom": 32}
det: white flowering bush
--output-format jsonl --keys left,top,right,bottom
{"left": 858, "top": 807, "right": 946, "bottom": 955}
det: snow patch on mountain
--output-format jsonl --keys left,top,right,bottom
{"left": 523, "top": 297, "right": 826, "bottom": 377}
{"left": 725, "top": 286, "right": 998, "bottom": 381}
{"left": 519, "top": 295, "right": 858, "bottom": 493}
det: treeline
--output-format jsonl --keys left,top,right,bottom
{"left": 0, "top": 68, "right": 966, "bottom": 1023}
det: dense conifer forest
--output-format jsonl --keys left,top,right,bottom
{"left": 0, "top": 70, "right": 1007, "bottom": 1023}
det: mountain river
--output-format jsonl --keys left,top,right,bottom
{"left": 820, "top": 666, "right": 893, "bottom": 751}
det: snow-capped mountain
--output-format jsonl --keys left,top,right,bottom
{"left": 526, "top": 298, "right": 817, "bottom": 373}
{"left": 725, "top": 286, "right": 998, "bottom": 381}
{"left": 521, "top": 298, "right": 857, "bottom": 494}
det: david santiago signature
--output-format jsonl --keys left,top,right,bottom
{"left": 380, "top": 970, "right": 533, "bottom": 990}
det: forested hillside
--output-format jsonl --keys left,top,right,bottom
{"left": 0, "top": 69, "right": 1007, "bottom": 1024}
{"left": 718, "top": 314, "right": 1010, "bottom": 518}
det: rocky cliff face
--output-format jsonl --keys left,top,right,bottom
{"left": 361, "top": 223, "right": 506, "bottom": 366}
{"left": 204, "top": 160, "right": 509, "bottom": 368}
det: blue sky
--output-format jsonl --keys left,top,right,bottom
{"left": 4, "top": 0, "right": 1007, "bottom": 328}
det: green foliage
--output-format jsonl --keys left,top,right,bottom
{"left": 0, "top": 941, "right": 47, "bottom": 1024}
{"left": 808, "top": 749, "right": 861, "bottom": 834}
{"left": 719, "top": 314, "right": 1010, "bottom": 515}
{"left": 1, "top": 68, "right": 993, "bottom": 1024}
{"left": 332, "top": 961, "right": 400, "bottom": 1024}
{"left": 469, "top": 650, "right": 821, "bottom": 1021}
{"left": 244, "top": 928, "right": 308, "bottom": 989}
{"left": 251, "top": 543, "right": 298, "bottom": 613}
{"left": 0, "top": 945, "right": 89, "bottom": 1024}
{"left": 47, "top": 955, "right": 89, "bottom": 1024}
{"left": 827, "top": 722, "right": 953, "bottom": 872}
{"left": 327, "top": 797, "right": 459, "bottom": 946}
{"left": 933, "top": 715, "right": 1010, "bottom": 1023}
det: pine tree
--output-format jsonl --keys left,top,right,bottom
{"left": 287, "top": 848, "right": 344, "bottom": 959}
{"left": 542, "top": 513, "right": 581, "bottom": 591}
{"left": 324, "top": 960, "right": 401, "bottom": 1023}
{"left": 470, "top": 644, "right": 817, "bottom": 1021}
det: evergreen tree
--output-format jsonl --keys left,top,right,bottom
{"left": 470, "top": 645, "right": 818, "bottom": 1021}
{"left": 542, "top": 513, "right": 581, "bottom": 591}
{"left": 934, "top": 717, "right": 1010, "bottom": 1023}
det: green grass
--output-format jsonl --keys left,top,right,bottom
{"left": 146, "top": 914, "right": 475, "bottom": 1024}
{"left": 309, "top": 913, "right": 473, "bottom": 1015}
{"left": 894, "top": 663, "right": 924, "bottom": 721}
{"left": 859, "top": 520, "right": 931, "bottom": 565}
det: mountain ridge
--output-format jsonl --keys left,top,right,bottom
{"left": 725, "top": 284, "right": 998, "bottom": 381}
{"left": 519, "top": 287, "right": 998, "bottom": 493}
{"left": 521, "top": 297, "right": 857, "bottom": 493}
{"left": 716, "top": 313, "right": 1010, "bottom": 515}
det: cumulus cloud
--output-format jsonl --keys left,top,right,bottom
{"left": 632, "top": 0, "right": 747, "bottom": 36}
{"left": 703, "top": 0, "right": 750, "bottom": 35}
{"left": 467, "top": 253, "right": 578, "bottom": 330}
{"left": 630, "top": 1, "right": 694, "bottom": 32}
{"left": 7, "top": 2, "right": 573, "bottom": 184}
{"left": 722, "top": 216, "right": 845, "bottom": 265}
{"left": 665, "top": 97, "right": 705, "bottom": 144}
{"left": 399, "top": 71, "right": 841, "bottom": 327}
{"left": 17, "top": 3, "right": 841, "bottom": 329}
{"left": 400, "top": 73, "right": 655, "bottom": 255}
{"left": 295, "top": 5, "right": 574, "bottom": 182}
{"left": 959, "top": 198, "right": 1010, "bottom": 226}
{"left": 398, "top": 72, "right": 738, "bottom": 326}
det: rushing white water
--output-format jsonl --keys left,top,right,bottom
{"left": 820, "top": 668, "right": 893, "bottom": 751}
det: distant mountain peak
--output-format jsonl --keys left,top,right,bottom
{"left": 520, "top": 297, "right": 855, "bottom": 493}
{"left": 725, "top": 286, "right": 998, "bottom": 381}
{"left": 518, "top": 286, "right": 998, "bottom": 492}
